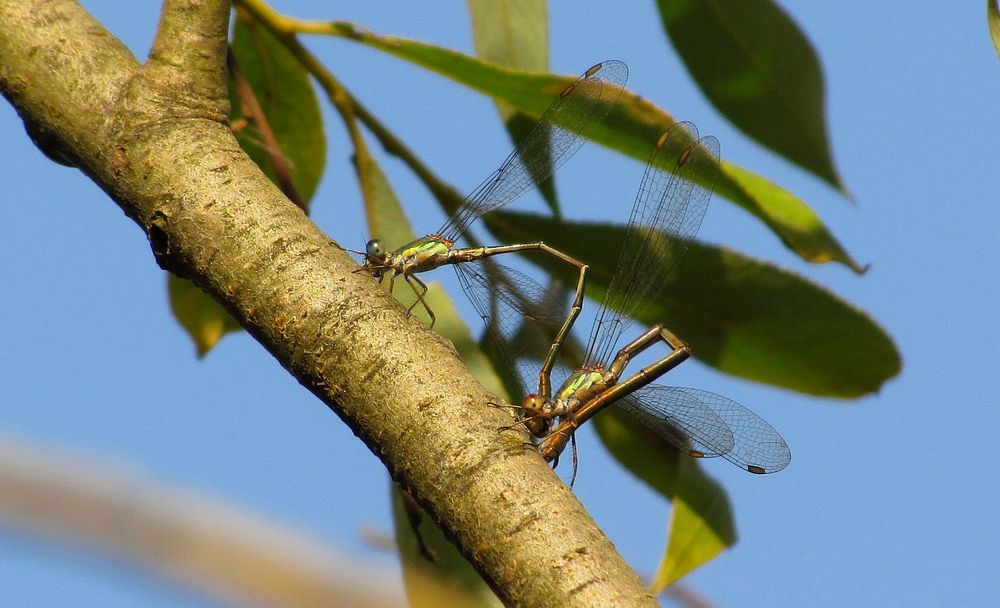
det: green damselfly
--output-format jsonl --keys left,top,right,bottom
{"left": 508, "top": 123, "right": 791, "bottom": 479}
{"left": 354, "top": 60, "right": 628, "bottom": 388}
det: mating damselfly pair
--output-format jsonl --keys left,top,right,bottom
{"left": 348, "top": 60, "right": 790, "bottom": 479}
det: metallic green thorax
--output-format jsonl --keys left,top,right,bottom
{"left": 556, "top": 370, "right": 608, "bottom": 405}
{"left": 391, "top": 236, "right": 452, "bottom": 272}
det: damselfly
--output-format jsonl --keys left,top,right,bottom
{"left": 512, "top": 122, "right": 790, "bottom": 478}
{"left": 355, "top": 60, "right": 628, "bottom": 380}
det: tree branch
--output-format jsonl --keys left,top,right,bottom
{"left": 0, "top": 1, "right": 656, "bottom": 606}
{"left": 147, "top": 0, "right": 230, "bottom": 109}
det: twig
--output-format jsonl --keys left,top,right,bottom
{"left": 227, "top": 48, "right": 305, "bottom": 209}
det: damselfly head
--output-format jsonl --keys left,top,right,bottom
{"left": 520, "top": 393, "right": 547, "bottom": 416}
{"left": 365, "top": 239, "right": 387, "bottom": 263}
{"left": 520, "top": 394, "right": 552, "bottom": 438}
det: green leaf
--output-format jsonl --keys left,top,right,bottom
{"left": 392, "top": 487, "right": 502, "bottom": 607}
{"left": 356, "top": 147, "right": 413, "bottom": 247}
{"left": 467, "top": 0, "right": 548, "bottom": 72}
{"left": 657, "top": 0, "right": 842, "bottom": 190}
{"left": 726, "top": 164, "right": 864, "bottom": 271}
{"left": 327, "top": 22, "right": 560, "bottom": 116}
{"left": 357, "top": 141, "right": 506, "bottom": 397}
{"left": 467, "top": 0, "right": 560, "bottom": 216}
{"left": 593, "top": 409, "right": 735, "bottom": 589}
{"left": 168, "top": 274, "right": 241, "bottom": 357}
{"left": 326, "top": 21, "right": 864, "bottom": 272}
{"left": 230, "top": 14, "right": 326, "bottom": 204}
{"left": 487, "top": 211, "right": 901, "bottom": 398}
{"left": 989, "top": 0, "right": 1000, "bottom": 59}
{"left": 653, "top": 456, "right": 734, "bottom": 589}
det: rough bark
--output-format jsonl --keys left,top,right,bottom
{"left": 0, "top": 1, "right": 657, "bottom": 606}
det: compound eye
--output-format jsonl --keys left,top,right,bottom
{"left": 520, "top": 394, "right": 546, "bottom": 415}
{"left": 365, "top": 239, "right": 384, "bottom": 260}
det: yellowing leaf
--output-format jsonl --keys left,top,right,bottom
{"left": 989, "top": 0, "right": 1000, "bottom": 59}
{"left": 168, "top": 274, "right": 240, "bottom": 358}
{"left": 594, "top": 410, "right": 736, "bottom": 588}
{"left": 652, "top": 457, "right": 734, "bottom": 590}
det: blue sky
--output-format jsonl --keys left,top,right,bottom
{"left": 1, "top": 1, "right": 998, "bottom": 606}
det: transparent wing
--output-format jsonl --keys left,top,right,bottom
{"left": 453, "top": 260, "right": 573, "bottom": 400}
{"left": 585, "top": 123, "right": 721, "bottom": 366}
{"left": 617, "top": 386, "right": 790, "bottom": 474}
{"left": 437, "top": 60, "right": 628, "bottom": 241}
{"left": 616, "top": 386, "right": 735, "bottom": 461}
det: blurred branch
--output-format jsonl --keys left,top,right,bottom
{"left": 0, "top": 435, "right": 410, "bottom": 608}
{"left": 0, "top": 1, "right": 656, "bottom": 607}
